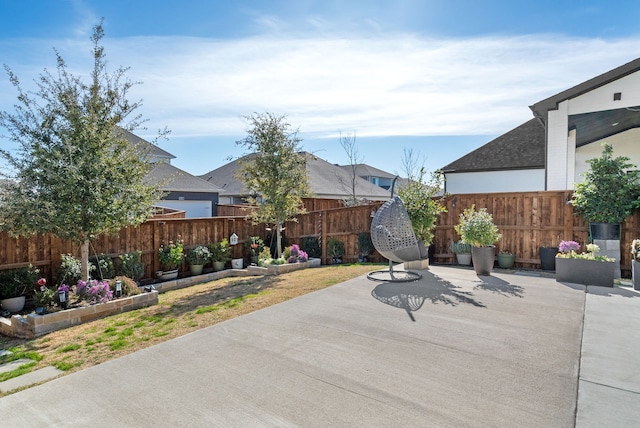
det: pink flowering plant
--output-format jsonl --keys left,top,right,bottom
{"left": 558, "top": 240, "right": 580, "bottom": 254}
{"left": 75, "top": 279, "right": 114, "bottom": 304}
{"left": 286, "top": 244, "right": 308, "bottom": 263}
{"left": 557, "top": 240, "right": 614, "bottom": 262}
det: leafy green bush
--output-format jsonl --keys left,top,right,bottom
{"left": 397, "top": 168, "right": 447, "bottom": 243}
{"left": 0, "top": 265, "right": 39, "bottom": 299}
{"left": 327, "top": 237, "right": 345, "bottom": 258}
{"left": 301, "top": 237, "right": 321, "bottom": 258}
{"left": 119, "top": 251, "right": 145, "bottom": 281}
{"left": 57, "top": 254, "right": 81, "bottom": 286}
{"left": 89, "top": 254, "right": 115, "bottom": 280}
{"left": 187, "top": 245, "right": 211, "bottom": 265}
{"left": 454, "top": 205, "right": 501, "bottom": 247}
{"left": 571, "top": 143, "right": 640, "bottom": 223}
{"left": 208, "top": 239, "right": 231, "bottom": 263}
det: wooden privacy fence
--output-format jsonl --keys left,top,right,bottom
{"left": 0, "top": 203, "right": 384, "bottom": 284}
{"left": 2, "top": 190, "right": 640, "bottom": 284}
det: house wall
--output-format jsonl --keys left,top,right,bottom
{"left": 547, "top": 70, "right": 640, "bottom": 190}
{"left": 574, "top": 128, "right": 640, "bottom": 184}
{"left": 160, "top": 191, "right": 219, "bottom": 217}
{"left": 444, "top": 169, "right": 545, "bottom": 194}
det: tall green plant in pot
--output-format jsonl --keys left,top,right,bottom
{"left": 571, "top": 143, "right": 640, "bottom": 240}
{"left": 398, "top": 168, "right": 446, "bottom": 246}
{"left": 208, "top": 239, "right": 231, "bottom": 271}
{"left": 455, "top": 205, "right": 502, "bottom": 275}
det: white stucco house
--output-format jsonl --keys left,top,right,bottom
{"left": 443, "top": 57, "right": 640, "bottom": 193}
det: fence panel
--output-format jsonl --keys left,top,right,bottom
{"left": 3, "top": 191, "right": 640, "bottom": 283}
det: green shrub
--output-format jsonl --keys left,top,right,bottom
{"left": 119, "top": 251, "right": 145, "bottom": 281}
{"left": 301, "top": 237, "right": 321, "bottom": 258}
{"left": 57, "top": 254, "right": 81, "bottom": 286}
{"left": 0, "top": 265, "right": 39, "bottom": 299}
{"left": 454, "top": 205, "right": 501, "bottom": 247}
{"left": 327, "top": 237, "right": 345, "bottom": 258}
{"left": 89, "top": 254, "right": 115, "bottom": 280}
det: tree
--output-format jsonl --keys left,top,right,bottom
{"left": 0, "top": 21, "right": 165, "bottom": 280}
{"left": 236, "top": 112, "right": 312, "bottom": 258}
{"left": 571, "top": 143, "right": 640, "bottom": 224}
{"left": 338, "top": 131, "right": 364, "bottom": 206}
{"left": 397, "top": 149, "right": 446, "bottom": 244}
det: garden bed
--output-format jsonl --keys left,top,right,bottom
{"left": 0, "top": 261, "right": 320, "bottom": 339}
{"left": 0, "top": 291, "right": 159, "bottom": 339}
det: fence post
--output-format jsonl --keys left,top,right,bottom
{"left": 321, "top": 211, "right": 327, "bottom": 264}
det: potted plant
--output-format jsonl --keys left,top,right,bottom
{"left": 33, "top": 277, "right": 55, "bottom": 314}
{"left": 454, "top": 205, "right": 502, "bottom": 275}
{"left": 571, "top": 143, "right": 640, "bottom": 240}
{"left": 450, "top": 240, "right": 472, "bottom": 265}
{"left": 327, "top": 237, "right": 345, "bottom": 264}
{"left": 0, "top": 265, "right": 38, "bottom": 313}
{"left": 357, "top": 232, "right": 374, "bottom": 262}
{"left": 398, "top": 169, "right": 447, "bottom": 248}
{"left": 245, "top": 236, "right": 264, "bottom": 265}
{"left": 208, "top": 239, "right": 231, "bottom": 271}
{"left": 631, "top": 239, "right": 640, "bottom": 291}
{"left": 187, "top": 245, "right": 210, "bottom": 275}
{"left": 497, "top": 250, "right": 515, "bottom": 269}
{"left": 158, "top": 238, "right": 183, "bottom": 280}
{"left": 556, "top": 240, "right": 615, "bottom": 287}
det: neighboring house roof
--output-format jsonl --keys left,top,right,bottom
{"left": 147, "top": 162, "right": 225, "bottom": 193}
{"left": 119, "top": 128, "right": 175, "bottom": 161}
{"left": 441, "top": 118, "right": 545, "bottom": 173}
{"left": 343, "top": 163, "right": 397, "bottom": 179}
{"left": 199, "top": 152, "right": 391, "bottom": 200}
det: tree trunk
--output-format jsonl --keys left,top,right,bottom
{"left": 276, "top": 222, "right": 283, "bottom": 259}
{"left": 81, "top": 240, "right": 90, "bottom": 280}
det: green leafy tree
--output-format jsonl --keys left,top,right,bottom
{"left": 571, "top": 143, "right": 640, "bottom": 224}
{"left": 398, "top": 167, "right": 447, "bottom": 243}
{"left": 0, "top": 21, "right": 165, "bottom": 280}
{"left": 236, "top": 112, "right": 312, "bottom": 258}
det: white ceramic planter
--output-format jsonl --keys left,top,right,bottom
{"left": 1, "top": 296, "right": 26, "bottom": 313}
{"left": 231, "top": 258, "right": 243, "bottom": 269}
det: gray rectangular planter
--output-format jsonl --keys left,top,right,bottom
{"left": 555, "top": 257, "right": 614, "bottom": 287}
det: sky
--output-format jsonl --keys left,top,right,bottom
{"left": 1, "top": 0, "right": 640, "bottom": 178}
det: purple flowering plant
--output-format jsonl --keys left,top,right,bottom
{"left": 558, "top": 240, "right": 580, "bottom": 254}
{"left": 75, "top": 279, "right": 114, "bottom": 304}
{"left": 287, "top": 244, "right": 309, "bottom": 263}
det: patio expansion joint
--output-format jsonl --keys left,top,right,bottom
{"left": 579, "top": 377, "right": 640, "bottom": 396}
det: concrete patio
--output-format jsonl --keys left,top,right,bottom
{"left": 0, "top": 265, "right": 638, "bottom": 427}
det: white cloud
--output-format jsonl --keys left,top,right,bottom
{"left": 3, "top": 31, "right": 640, "bottom": 143}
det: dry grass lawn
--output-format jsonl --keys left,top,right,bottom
{"left": 0, "top": 264, "right": 378, "bottom": 396}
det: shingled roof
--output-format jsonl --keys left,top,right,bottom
{"left": 146, "top": 162, "right": 225, "bottom": 193}
{"left": 200, "top": 152, "right": 391, "bottom": 200}
{"left": 441, "top": 118, "right": 545, "bottom": 173}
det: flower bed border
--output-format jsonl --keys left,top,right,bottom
{"left": 0, "top": 260, "right": 320, "bottom": 339}
{"left": 246, "top": 258, "right": 321, "bottom": 275}
{"left": 0, "top": 291, "right": 159, "bottom": 339}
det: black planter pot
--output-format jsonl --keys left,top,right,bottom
{"left": 471, "top": 246, "right": 495, "bottom": 276}
{"left": 589, "top": 223, "right": 620, "bottom": 240}
{"left": 633, "top": 260, "right": 640, "bottom": 291}
{"left": 539, "top": 247, "right": 558, "bottom": 271}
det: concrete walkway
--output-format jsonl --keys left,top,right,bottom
{"left": 0, "top": 265, "right": 638, "bottom": 427}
